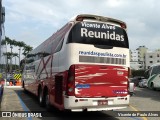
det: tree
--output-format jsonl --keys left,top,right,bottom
{"left": 3, "top": 52, "right": 12, "bottom": 59}
{"left": 1, "top": 36, "right": 33, "bottom": 71}
{"left": 2, "top": 37, "right": 20, "bottom": 72}
{"left": 2, "top": 37, "right": 12, "bottom": 72}
{"left": 17, "top": 41, "right": 26, "bottom": 69}
{"left": 22, "top": 45, "right": 33, "bottom": 56}
{"left": 3, "top": 52, "right": 12, "bottom": 72}
{"left": 1, "top": 39, "right": 7, "bottom": 45}
{"left": 3, "top": 52, "right": 19, "bottom": 72}
{"left": 12, "top": 53, "right": 19, "bottom": 70}
{"left": 5, "top": 37, "right": 15, "bottom": 73}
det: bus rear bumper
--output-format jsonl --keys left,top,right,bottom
{"left": 64, "top": 95, "right": 129, "bottom": 112}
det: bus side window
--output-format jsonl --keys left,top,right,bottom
{"left": 150, "top": 66, "right": 160, "bottom": 76}
{"left": 26, "top": 54, "right": 35, "bottom": 64}
{"left": 54, "top": 39, "right": 64, "bottom": 53}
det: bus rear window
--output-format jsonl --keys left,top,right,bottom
{"left": 67, "top": 22, "right": 129, "bottom": 48}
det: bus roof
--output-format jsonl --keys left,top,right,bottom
{"left": 150, "top": 63, "right": 160, "bottom": 67}
{"left": 70, "top": 14, "right": 127, "bottom": 29}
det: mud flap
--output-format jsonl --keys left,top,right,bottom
{"left": 55, "top": 76, "right": 63, "bottom": 105}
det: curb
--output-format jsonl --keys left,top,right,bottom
{"left": 4, "top": 86, "right": 22, "bottom": 88}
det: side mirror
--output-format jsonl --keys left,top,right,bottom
{"left": 129, "top": 82, "right": 135, "bottom": 96}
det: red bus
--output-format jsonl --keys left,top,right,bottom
{"left": 22, "top": 14, "right": 130, "bottom": 112}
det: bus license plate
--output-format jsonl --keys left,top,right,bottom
{"left": 98, "top": 100, "right": 108, "bottom": 105}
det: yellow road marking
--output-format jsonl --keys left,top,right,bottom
{"left": 129, "top": 104, "right": 148, "bottom": 120}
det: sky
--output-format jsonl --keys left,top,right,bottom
{"left": 3, "top": 0, "right": 160, "bottom": 50}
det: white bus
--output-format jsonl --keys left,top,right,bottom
{"left": 22, "top": 14, "right": 130, "bottom": 112}
{"left": 146, "top": 63, "right": 160, "bottom": 90}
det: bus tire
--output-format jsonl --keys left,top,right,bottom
{"left": 23, "top": 82, "right": 27, "bottom": 93}
{"left": 22, "top": 81, "right": 24, "bottom": 88}
{"left": 45, "top": 90, "right": 51, "bottom": 111}
{"left": 38, "top": 88, "right": 45, "bottom": 107}
{"left": 151, "top": 83, "right": 156, "bottom": 90}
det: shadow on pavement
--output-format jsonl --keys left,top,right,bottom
{"left": 133, "top": 87, "right": 160, "bottom": 102}
{"left": 14, "top": 89, "right": 119, "bottom": 120}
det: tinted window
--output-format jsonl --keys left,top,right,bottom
{"left": 29, "top": 34, "right": 64, "bottom": 61}
{"left": 55, "top": 39, "right": 64, "bottom": 53}
{"left": 26, "top": 54, "right": 35, "bottom": 64}
{"left": 67, "top": 22, "right": 129, "bottom": 48}
{"left": 151, "top": 65, "right": 160, "bottom": 76}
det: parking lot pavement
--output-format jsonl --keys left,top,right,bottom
{"left": 0, "top": 87, "right": 24, "bottom": 111}
{"left": 1, "top": 87, "right": 160, "bottom": 120}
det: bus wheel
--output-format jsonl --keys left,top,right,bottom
{"left": 23, "top": 82, "right": 27, "bottom": 93}
{"left": 151, "top": 83, "right": 156, "bottom": 90}
{"left": 38, "top": 88, "right": 45, "bottom": 107}
{"left": 45, "top": 91, "right": 51, "bottom": 111}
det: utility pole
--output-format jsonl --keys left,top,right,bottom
{"left": 10, "top": 45, "right": 13, "bottom": 74}
{"left": 19, "top": 48, "right": 20, "bottom": 69}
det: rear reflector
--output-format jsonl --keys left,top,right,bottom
{"left": 66, "top": 65, "right": 75, "bottom": 96}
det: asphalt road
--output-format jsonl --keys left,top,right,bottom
{"left": 1, "top": 87, "right": 160, "bottom": 120}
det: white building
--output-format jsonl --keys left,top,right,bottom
{"left": 145, "top": 50, "right": 160, "bottom": 69}
{"left": 136, "top": 46, "right": 148, "bottom": 62}
{"left": 0, "top": 2, "right": 5, "bottom": 72}
{"left": 130, "top": 46, "right": 160, "bottom": 70}
{"left": 130, "top": 61, "right": 143, "bottom": 70}
{"left": 130, "top": 49, "right": 144, "bottom": 70}
{"left": 130, "top": 50, "right": 138, "bottom": 61}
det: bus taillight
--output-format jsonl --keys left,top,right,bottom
{"left": 76, "top": 17, "right": 84, "bottom": 21}
{"left": 120, "top": 23, "right": 127, "bottom": 29}
{"left": 66, "top": 65, "right": 75, "bottom": 96}
{"left": 76, "top": 15, "right": 97, "bottom": 21}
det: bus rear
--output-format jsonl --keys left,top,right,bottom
{"left": 59, "top": 14, "right": 130, "bottom": 111}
